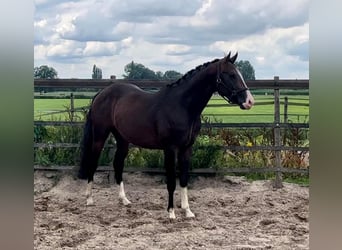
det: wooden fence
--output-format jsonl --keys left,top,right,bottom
{"left": 34, "top": 77, "right": 309, "bottom": 188}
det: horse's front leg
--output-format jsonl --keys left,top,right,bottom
{"left": 178, "top": 146, "right": 195, "bottom": 218}
{"left": 112, "top": 134, "right": 131, "bottom": 205}
{"left": 164, "top": 148, "right": 176, "bottom": 219}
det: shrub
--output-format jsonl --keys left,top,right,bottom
{"left": 34, "top": 118, "right": 309, "bottom": 173}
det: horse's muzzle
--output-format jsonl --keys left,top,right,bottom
{"left": 240, "top": 90, "right": 254, "bottom": 110}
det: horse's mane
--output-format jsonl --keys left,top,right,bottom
{"left": 167, "top": 58, "right": 220, "bottom": 87}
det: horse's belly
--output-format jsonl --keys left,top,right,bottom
{"left": 114, "top": 113, "right": 161, "bottom": 149}
{"left": 124, "top": 128, "right": 161, "bottom": 149}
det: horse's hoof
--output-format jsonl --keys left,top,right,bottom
{"left": 86, "top": 197, "right": 94, "bottom": 206}
{"left": 184, "top": 208, "right": 195, "bottom": 218}
{"left": 169, "top": 208, "right": 176, "bottom": 219}
{"left": 122, "top": 197, "right": 131, "bottom": 206}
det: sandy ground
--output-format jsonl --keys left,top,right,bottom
{"left": 34, "top": 171, "right": 309, "bottom": 250}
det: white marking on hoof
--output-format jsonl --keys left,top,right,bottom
{"left": 118, "top": 182, "right": 131, "bottom": 205}
{"left": 169, "top": 208, "right": 176, "bottom": 219}
{"left": 185, "top": 208, "right": 195, "bottom": 218}
{"left": 181, "top": 187, "right": 195, "bottom": 218}
{"left": 121, "top": 197, "right": 131, "bottom": 206}
{"left": 86, "top": 197, "right": 94, "bottom": 206}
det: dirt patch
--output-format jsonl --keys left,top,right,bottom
{"left": 34, "top": 171, "right": 309, "bottom": 250}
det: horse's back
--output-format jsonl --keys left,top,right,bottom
{"left": 90, "top": 83, "right": 147, "bottom": 125}
{"left": 91, "top": 83, "right": 161, "bottom": 147}
{"left": 97, "top": 83, "right": 145, "bottom": 99}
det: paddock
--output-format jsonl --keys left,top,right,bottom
{"left": 34, "top": 171, "right": 308, "bottom": 250}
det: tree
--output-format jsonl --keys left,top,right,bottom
{"left": 123, "top": 61, "right": 184, "bottom": 81}
{"left": 92, "top": 64, "right": 102, "bottom": 79}
{"left": 123, "top": 61, "right": 158, "bottom": 80}
{"left": 155, "top": 71, "right": 164, "bottom": 80}
{"left": 163, "top": 70, "right": 183, "bottom": 81}
{"left": 34, "top": 65, "right": 58, "bottom": 79}
{"left": 235, "top": 60, "right": 256, "bottom": 80}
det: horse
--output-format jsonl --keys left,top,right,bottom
{"left": 77, "top": 52, "right": 254, "bottom": 219}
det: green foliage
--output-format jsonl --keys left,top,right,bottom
{"left": 281, "top": 118, "right": 310, "bottom": 168}
{"left": 163, "top": 70, "right": 183, "bottom": 81}
{"left": 34, "top": 125, "right": 83, "bottom": 166}
{"left": 126, "top": 148, "right": 164, "bottom": 168}
{"left": 123, "top": 61, "right": 158, "bottom": 79}
{"left": 283, "top": 173, "right": 309, "bottom": 186}
{"left": 192, "top": 135, "right": 224, "bottom": 169}
{"left": 34, "top": 109, "right": 85, "bottom": 166}
{"left": 34, "top": 125, "right": 48, "bottom": 142}
{"left": 122, "top": 61, "right": 183, "bottom": 80}
{"left": 92, "top": 64, "right": 102, "bottom": 79}
{"left": 235, "top": 60, "right": 255, "bottom": 80}
{"left": 34, "top": 123, "right": 309, "bottom": 185}
{"left": 34, "top": 65, "right": 58, "bottom": 79}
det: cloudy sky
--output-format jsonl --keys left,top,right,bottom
{"left": 34, "top": 0, "right": 309, "bottom": 79}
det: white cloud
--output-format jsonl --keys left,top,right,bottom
{"left": 54, "top": 14, "right": 77, "bottom": 37}
{"left": 83, "top": 41, "right": 117, "bottom": 57}
{"left": 46, "top": 40, "right": 83, "bottom": 58}
{"left": 164, "top": 44, "right": 192, "bottom": 56}
{"left": 209, "top": 22, "right": 309, "bottom": 78}
{"left": 34, "top": 19, "right": 47, "bottom": 28}
{"left": 34, "top": 0, "right": 309, "bottom": 79}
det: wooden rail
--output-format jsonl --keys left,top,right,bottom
{"left": 34, "top": 78, "right": 309, "bottom": 89}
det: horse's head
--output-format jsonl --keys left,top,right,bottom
{"left": 216, "top": 52, "right": 254, "bottom": 110}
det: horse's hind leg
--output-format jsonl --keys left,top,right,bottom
{"left": 178, "top": 146, "right": 195, "bottom": 218}
{"left": 164, "top": 147, "right": 177, "bottom": 219}
{"left": 86, "top": 127, "right": 109, "bottom": 206}
{"left": 112, "top": 130, "right": 131, "bottom": 205}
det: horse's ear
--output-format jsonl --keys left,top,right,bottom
{"left": 230, "top": 52, "right": 238, "bottom": 64}
{"left": 225, "top": 52, "right": 231, "bottom": 62}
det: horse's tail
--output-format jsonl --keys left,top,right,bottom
{"left": 78, "top": 108, "right": 93, "bottom": 179}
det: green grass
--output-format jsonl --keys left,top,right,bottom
{"left": 34, "top": 94, "right": 309, "bottom": 123}
{"left": 34, "top": 98, "right": 91, "bottom": 121}
{"left": 283, "top": 175, "right": 309, "bottom": 186}
{"left": 203, "top": 95, "right": 309, "bottom": 123}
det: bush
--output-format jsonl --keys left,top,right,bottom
{"left": 34, "top": 119, "right": 309, "bottom": 173}
{"left": 126, "top": 148, "right": 163, "bottom": 168}
{"left": 192, "top": 134, "right": 224, "bottom": 169}
{"left": 34, "top": 125, "right": 83, "bottom": 166}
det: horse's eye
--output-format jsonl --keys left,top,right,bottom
{"left": 229, "top": 73, "right": 236, "bottom": 79}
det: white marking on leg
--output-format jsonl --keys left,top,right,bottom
{"left": 180, "top": 187, "right": 189, "bottom": 209}
{"left": 86, "top": 181, "right": 94, "bottom": 206}
{"left": 119, "top": 182, "right": 131, "bottom": 205}
{"left": 86, "top": 196, "right": 94, "bottom": 206}
{"left": 181, "top": 187, "right": 195, "bottom": 218}
{"left": 169, "top": 208, "right": 176, "bottom": 219}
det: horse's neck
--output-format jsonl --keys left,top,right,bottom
{"left": 175, "top": 69, "right": 217, "bottom": 117}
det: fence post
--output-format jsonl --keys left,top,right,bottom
{"left": 273, "top": 76, "right": 283, "bottom": 188}
{"left": 283, "top": 96, "right": 288, "bottom": 145}
{"left": 284, "top": 96, "right": 288, "bottom": 123}
{"left": 70, "top": 93, "right": 74, "bottom": 122}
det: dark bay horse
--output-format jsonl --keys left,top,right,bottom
{"left": 78, "top": 52, "right": 254, "bottom": 219}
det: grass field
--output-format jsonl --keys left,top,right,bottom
{"left": 34, "top": 94, "right": 309, "bottom": 123}
{"left": 204, "top": 95, "right": 309, "bottom": 123}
